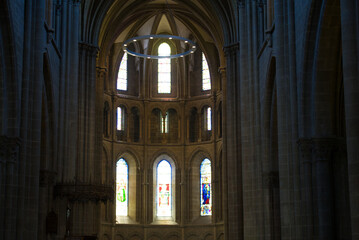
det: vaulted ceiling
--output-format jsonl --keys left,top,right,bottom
{"left": 96, "top": 0, "right": 228, "bottom": 66}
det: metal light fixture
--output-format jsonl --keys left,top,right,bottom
{"left": 123, "top": 35, "right": 196, "bottom": 59}
{"left": 122, "top": 0, "right": 196, "bottom": 59}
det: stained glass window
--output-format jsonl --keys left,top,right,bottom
{"left": 117, "top": 52, "right": 128, "bottom": 91}
{"left": 116, "top": 158, "right": 128, "bottom": 216}
{"left": 200, "top": 158, "right": 212, "bottom": 216}
{"left": 202, "top": 53, "right": 211, "bottom": 91}
{"left": 157, "top": 160, "right": 172, "bottom": 216}
{"left": 117, "top": 107, "right": 124, "bottom": 130}
{"left": 158, "top": 43, "right": 171, "bottom": 93}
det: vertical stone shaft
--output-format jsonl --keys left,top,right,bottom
{"left": 340, "top": 1, "right": 359, "bottom": 238}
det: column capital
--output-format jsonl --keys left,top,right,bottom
{"left": 79, "top": 42, "right": 99, "bottom": 57}
{"left": 96, "top": 67, "right": 107, "bottom": 79}
{"left": 223, "top": 42, "right": 239, "bottom": 57}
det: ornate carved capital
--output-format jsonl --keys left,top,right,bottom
{"left": 96, "top": 67, "right": 107, "bottom": 81}
{"left": 0, "top": 136, "right": 21, "bottom": 163}
{"left": 54, "top": 183, "right": 114, "bottom": 202}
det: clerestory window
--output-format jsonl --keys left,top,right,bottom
{"left": 202, "top": 53, "right": 211, "bottom": 91}
{"left": 158, "top": 43, "right": 171, "bottom": 93}
{"left": 117, "top": 106, "right": 125, "bottom": 131}
{"left": 117, "top": 52, "right": 128, "bottom": 91}
{"left": 205, "top": 107, "right": 212, "bottom": 131}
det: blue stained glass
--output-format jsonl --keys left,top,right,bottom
{"left": 200, "top": 158, "right": 212, "bottom": 216}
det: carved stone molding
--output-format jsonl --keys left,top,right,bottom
{"left": 79, "top": 42, "right": 99, "bottom": 57}
{"left": 54, "top": 183, "right": 114, "bottom": 202}
{"left": 0, "top": 135, "right": 21, "bottom": 163}
{"left": 96, "top": 67, "right": 107, "bottom": 81}
{"left": 223, "top": 42, "right": 239, "bottom": 57}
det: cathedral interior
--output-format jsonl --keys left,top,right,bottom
{"left": 0, "top": 0, "right": 358, "bottom": 239}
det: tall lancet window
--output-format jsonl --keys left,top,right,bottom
{"left": 202, "top": 53, "right": 211, "bottom": 91}
{"left": 158, "top": 43, "right": 171, "bottom": 93}
{"left": 117, "top": 52, "right": 128, "bottom": 91}
{"left": 206, "top": 107, "right": 212, "bottom": 131}
{"left": 200, "top": 158, "right": 212, "bottom": 216}
{"left": 157, "top": 160, "right": 172, "bottom": 216}
{"left": 116, "top": 158, "right": 128, "bottom": 216}
{"left": 117, "top": 107, "right": 124, "bottom": 131}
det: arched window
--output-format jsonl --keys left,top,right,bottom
{"left": 202, "top": 53, "right": 211, "bottom": 91}
{"left": 158, "top": 43, "right": 171, "bottom": 93}
{"left": 205, "top": 107, "right": 212, "bottom": 131}
{"left": 116, "top": 158, "right": 128, "bottom": 216}
{"left": 117, "top": 106, "right": 125, "bottom": 131}
{"left": 160, "top": 111, "right": 169, "bottom": 133}
{"left": 157, "top": 160, "right": 172, "bottom": 217}
{"left": 117, "top": 52, "right": 128, "bottom": 91}
{"left": 200, "top": 158, "right": 212, "bottom": 216}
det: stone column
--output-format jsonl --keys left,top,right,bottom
{"left": 224, "top": 38, "right": 242, "bottom": 240}
{"left": 312, "top": 138, "right": 336, "bottom": 240}
{"left": 0, "top": 136, "right": 21, "bottom": 240}
{"left": 340, "top": 1, "right": 359, "bottom": 238}
{"left": 298, "top": 138, "right": 314, "bottom": 240}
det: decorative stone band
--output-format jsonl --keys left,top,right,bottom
{"left": 54, "top": 183, "right": 114, "bottom": 202}
{"left": 0, "top": 135, "right": 21, "bottom": 163}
